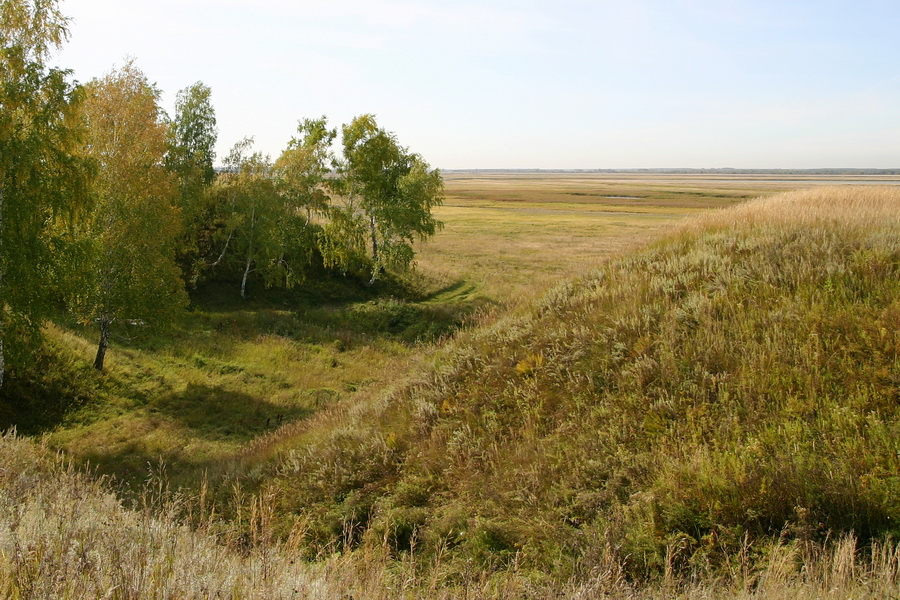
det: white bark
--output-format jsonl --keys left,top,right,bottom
{"left": 208, "top": 230, "right": 234, "bottom": 268}
{"left": 0, "top": 179, "right": 5, "bottom": 388}
{"left": 240, "top": 206, "right": 255, "bottom": 299}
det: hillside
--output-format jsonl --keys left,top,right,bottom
{"left": 251, "top": 186, "right": 900, "bottom": 587}
{"left": 2, "top": 186, "right": 899, "bottom": 598}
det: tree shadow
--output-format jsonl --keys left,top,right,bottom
{"left": 73, "top": 382, "right": 313, "bottom": 490}
{"left": 0, "top": 332, "right": 98, "bottom": 435}
{"left": 152, "top": 382, "right": 312, "bottom": 442}
{"left": 422, "top": 279, "right": 482, "bottom": 303}
{"left": 167, "top": 275, "right": 490, "bottom": 352}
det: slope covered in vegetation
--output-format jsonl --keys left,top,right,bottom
{"left": 0, "top": 272, "right": 479, "bottom": 488}
{"left": 5, "top": 431, "right": 898, "bottom": 600}
{"left": 255, "top": 186, "right": 900, "bottom": 585}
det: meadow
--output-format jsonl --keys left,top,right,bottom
{"left": 417, "top": 172, "right": 793, "bottom": 299}
{"left": 3, "top": 173, "right": 900, "bottom": 598}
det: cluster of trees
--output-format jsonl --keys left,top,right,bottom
{"left": 0, "top": 0, "right": 443, "bottom": 377}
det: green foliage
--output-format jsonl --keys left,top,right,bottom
{"left": 318, "top": 200, "right": 370, "bottom": 276}
{"left": 329, "top": 114, "right": 443, "bottom": 283}
{"left": 275, "top": 116, "right": 335, "bottom": 222}
{"left": 165, "top": 81, "right": 218, "bottom": 283}
{"left": 72, "top": 61, "right": 188, "bottom": 369}
{"left": 154, "top": 112, "right": 444, "bottom": 299}
{"left": 206, "top": 138, "right": 319, "bottom": 298}
{"left": 0, "top": 0, "right": 90, "bottom": 384}
{"left": 166, "top": 81, "right": 217, "bottom": 190}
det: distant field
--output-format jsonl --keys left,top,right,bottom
{"left": 416, "top": 172, "right": 899, "bottom": 302}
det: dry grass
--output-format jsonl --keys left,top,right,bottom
{"left": 2, "top": 431, "right": 899, "bottom": 599}
{"left": 0, "top": 432, "right": 318, "bottom": 598}
{"left": 688, "top": 185, "right": 900, "bottom": 230}
{"left": 417, "top": 172, "right": 790, "bottom": 304}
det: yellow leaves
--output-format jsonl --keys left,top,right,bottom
{"left": 515, "top": 351, "right": 544, "bottom": 377}
{"left": 384, "top": 431, "right": 400, "bottom": 451}
{"left": 81, "top": 60, "right": 168, "bottom": 175}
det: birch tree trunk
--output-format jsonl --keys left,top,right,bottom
{"left": 93, "top": 317, "right": 111, "bottom": 371}
{"left": 240, "top": 206, "right": 256, "bottom": 299}
{"left": 241, "top": 254, "right": 253, "bottom": 299}
{"left": 368, "top": 214, "right": 379, "bottom": 286}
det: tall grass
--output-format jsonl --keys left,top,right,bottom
{"left": 1, "top": 431, "right": 899, "bottom": 598}
{"left": 257, "top": 186, "right": 900, "bottom": 587}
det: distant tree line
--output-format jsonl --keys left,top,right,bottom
{"left": 0, "top": 0, "right": 443, "bottom": 376}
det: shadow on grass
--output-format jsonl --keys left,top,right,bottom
{"left": 188, "top": 273, "right": 389, "bottom": 313}
{"left": 151, "top": 382, "right": 312, "bottom": 442}
{"left": 422, "top": 279, "right": 483, "bottom": 304}
{"left": 77, "top": 382, "right": 314, "bottom": 490}
{"left": 0, "top": 333, "right": 98, "bottom": 435}
{"left": 169, "top": 275, "right": 490, "bottom": 350}
{"left": 298, "top": 295, "right": 487, "bottom": 345}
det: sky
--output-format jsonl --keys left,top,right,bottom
{"left": 53, "top": 0, "right": 900, "bottom": 170}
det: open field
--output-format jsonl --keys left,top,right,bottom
{"left": 418, "top": 172, "right": 899, "bottom": 300}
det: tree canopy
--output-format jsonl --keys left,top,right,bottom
{"left": 207, "top": 138, "right": 293, "bottom": 299}
{"left": 72, "top": 61, "right": 187, "bottom": 370}
{"left": 0, "top": 0, "right": 90, "bottom": 385}
{"left": 165, "top": 81, "right": 219, "bottom": 285}
{"left": 0, "top": 0, "right": 445, "bottom": 381}
{"left": 330, "top": 114, "right": 443, "bottom": 284}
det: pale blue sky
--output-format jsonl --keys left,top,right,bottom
{"left": 55, "top": 0, "right": 900, "bottom": 169}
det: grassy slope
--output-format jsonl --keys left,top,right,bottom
{"left": 4, "top": 431, "right": 898, "bottom": 599}
{"left": 257, "top": 187, "right": 900, "bottom": 584}
{"left": 0, "top": 274, "right": 480, "bottom": 488}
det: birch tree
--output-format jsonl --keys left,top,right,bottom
{"left": 165, "top": 81, "right": 217, "bottom": 285}
{"left": 333, "top": 115, "right": 443, "bottom": 284}
{"left": 0, "top": 0, "right": 90, "bottom": 386}
{"left": 275, "top": 116, "right": 335, "bottom": 225}
{"left": 208, "top": 139, "right": 287, "bottom": 299}
{"left": 74, "top": 61, "right": 187, "bottom": 370}
{"left": 271, "top": 117, "right": 335, "bottom": 281}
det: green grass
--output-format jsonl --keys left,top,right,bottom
{"left": 22, "top": 273, "right": 478, "bottom": 487}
